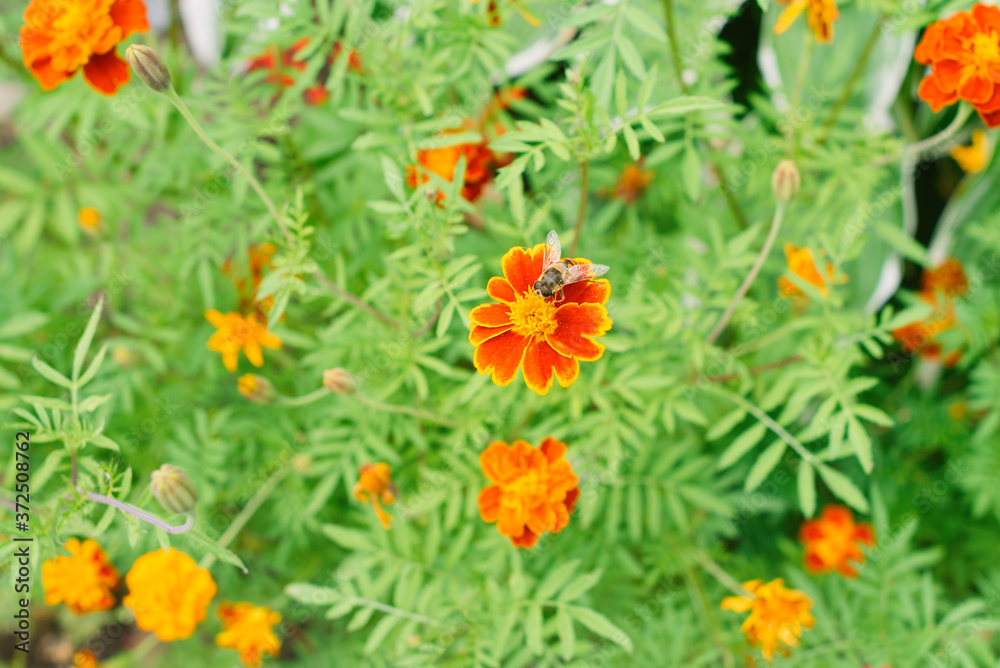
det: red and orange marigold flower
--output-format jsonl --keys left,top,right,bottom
{"left": 477, "top": 437, "right": 580, "bottom": 548}
{"left": 469, "top": 243, "right": 612, "bottom": 395}
{"left": 406, "top": 130, "right": 504, "bottom": 203}
{"left": 41, "top": 538, "right": 120, "bottom": 614}
{"left": 721, "top": 579, "right": 816, "bottom": 662}
{"left": 774, "top": 0, "right": 839, "bottom": 43}
{"left": 354, "top": 463, "right": 396, "bottom": 529}
{"left": 216, "top": 602, "right": 282, "bottom": 668}
{"left": 20, "top": 0, "right": 149, "bottom": 95}
{"left": 891, "top": 258, "right": 968, "bottom": 366}
{"left": 122, "top": 548, "right": 216, "bottom": 641}
{"left": 800, "top": 504, "right": 876, "bottom": 577}
{"left": 612, "top": 162, "right": 655, "bottom": 203}
{"left": 915, "top": 3, "right": 1000, "bottom": 127}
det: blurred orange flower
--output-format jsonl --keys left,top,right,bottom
{"left": 73, "top": 650, "right": 101, "bottom": 668}
{"left": 774, "top": 0, "right": 839, "bottom": 43}
{"left": 216, "top": 602, "right": 282, "bottom": 668}
{"left": 20, "top": 0, "right": 149, "bottom": 95}
{"left": 406, "top": 132, "right": 501, "bottom": 203}
{"left": 79, "top": 207, "right": 101, "bottom": 231}
{"left": 777, "top": 243, "right": 847, "bottom": 302}
{"left": 613, "top": 162, "right": 655, "bottom": 203}
{"left": 721, "top": 579, "right": 815, "bottom": 662}
{"left": 123, "top": 548, "right": 216, "bottom": 641}
{"left": 800, "top": 505, "right": 876, "bottom": 577}
{"left": 891, "top": 258, "right": 968, "bottom": 366}
{"left": 205, "top": 310, "right": 282, "bottom": 372}
{"left": 915, "top": 4, "right": 1000, "bottom": 127}
{"left": 247, "top": 38, "right": 361, "bottom": 107}
{"left": 41, "top": 538, "right": 120, "bottom": 614}
{"left": 951, "top": 129, "right": 991, "bottom": 173}
{"left": 477, "top": 437, "right": 580, "bottom": 548}
{"left": 354, "top": 462, "right": 395, "bottom": 529}
{"left": 469, "top": 243, "right": 612, "bottom": 394}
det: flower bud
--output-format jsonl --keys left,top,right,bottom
{"left": 238, "top": 374, "right": 275, "bottom": 404}
{"left": 323, "top": 368, "right": 357, "bottom": 395}
{"left": 125, "top": 44, "right": 171, "bottom": 92}
{"left": 150, "top": 464, "right": 198, "bottom": 515}
{"left": 771, "top": 160, "right": 800, "bottom": 203}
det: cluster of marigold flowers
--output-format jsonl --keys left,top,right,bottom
{"left": 41, "top": 539, "right": 280, "bottom": 667}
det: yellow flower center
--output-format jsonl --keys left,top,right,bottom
{"left": 971, "top": 31, "right": 1000, "bottom": 66}
{"left": 509, "top": 293, "right": 558, "bottom": 338}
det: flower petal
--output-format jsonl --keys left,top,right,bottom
{"left": 960, "top": 73, "right": 994, "bottom": 105}
{"left": 480, "top": 442, "right": 511, "bottom": 484}
{"left": 470, "top": 323, "right": 514, "bottom": 346}
{"left": 487, "top": 276, "right": 518, "bottom": 303}
{"left": 919, "top": 74, "right": 960, "bottom": 112}
{"left": 501, "top": 244, "right": 545, "bottom": 296}
{"left": 478, "top": 485, "right": 501, "bottom": 522}
{"left": 561, "top": 278, "right": 611, "bottom": 305}
{"left": 110, "top": 0, "right": 150, "bottom": 37}
{"left": 469, "top": 302, "right": 512, "bottom": 328}
{"left": 526, "top": 503, "right": 557, "bottom": 535}
{"left": 473, "top": 329, "right": 529, "bottom": 386}
{"left": 540, "top": 437, "right": 567, "bottom": 463}
{"left": 82, "top": 48, "right": 131, "bottom": 96}
{"left": 522, "top": 339, "right": 580, "bottom": 395}
{"left": 774, "top": 0, "right": 808, "bottom": 35}
{"left": 547, "top": 303, "right": 612, "bottom": 361}
{"left": 511, "top": 527, "right": 539, "bottom": 548}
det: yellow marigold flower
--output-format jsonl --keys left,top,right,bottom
{"left": 477, "top": 437, "right": 580, "bottom": 548}
{"left": 721, "top": 579, "right": 815, "bottom": 662}
{"left": 216, "top": 602, "right": 282, "bottom": 668}
{"left": 205, "top": 310, "right": 282, "bottom": 373}
{"left": 777, "top": 243, "right": 847, "bottom": 302}
{"left": 353, "top": 462, "right": 395, "bottom": 529}
{"left": 774, "top": 0, "right": 839, "bottom": 44}
{"left": 41, "top": 538, "right": 120, "bottom": 614}
{"left": 79, "top": 207, "right": 101, "bottom": 230}
{"left": 951, "top": 129, "right": 991, "bottom": 173}
{"left": 123, "top": 549, "right": 216, "bottom": 641}
{"left": 74, "top": 650, "right": 101, "bottom": 668}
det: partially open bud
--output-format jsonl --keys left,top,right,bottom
{"left": 238, "top": 374, "right": 276, "bottom": 404}
{"left": 771, "top": 160, "right": 800, "bottom": 203}
{"left": 323, "top": 368, "right": 357, "bottom": 395}
{"left": 125, "top": 44, "right": 171, "bottom": 92}
{"left": 150, "top": 464, "right": 198, "bottom": 515}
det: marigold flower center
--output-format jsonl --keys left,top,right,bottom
{"left": 509, "top": 293, "right": 558, "bottom": 338}
{"left": 970, "top": 31, "right": 1000, "bottom": 66}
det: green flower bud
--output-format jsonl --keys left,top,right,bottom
{"left": 323, "top": 368, "right": 357, "bottom": 395}
{"left": 125, "top": 44, "right": 172, "bottom": 92}
{"left": 771, "top": 160, "right": 800, "bottom": 204}
{"left": 150, "top": 464, "right": 198, "bottom": 515}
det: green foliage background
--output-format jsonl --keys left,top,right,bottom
{"left": 2, "top": 0, "right": 1000, "bottom": 666}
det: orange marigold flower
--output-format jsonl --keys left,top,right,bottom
{"left": 247, "top": 38, "right": 309, "bottom": 88}
{"left": 477, "top": 437, "right": 580, "bottom": 549}
{"left": 354, "top": 463, "right": 396, "bottom": 529}
{"left": 73, "top": 650, "right": 102, "bottom": 668}
{"left": 406, "top": 132, "right": 501, "bottom": 203}
{"left": 613, "top": 162, "right": 655, "bottom": 203}
{"left": 777, "top": 243, "right": 847, "bottom": 302}
{"left": 799, "top": 504, "right": 876, "bottom": 577}
{"left": 915, "top": 4, "right": 1000, "bottom": 127}
{"left": 41, "top": 538, "right": 120, "bottom": 614}
{"left": 20, "top": 0, "right": 149, "bottom": 95}
{"left": 774, "top": 0, "right": 839, "bottom": 43}
{"left": 922, "top": 257, "right": 969, "bottom": 296}
{"left": 721, "top": 579, "right": 816, "bottom": 662}
{"left": 79, "top": 207, "right": 101, "bottom": 230}
{"left": 469, "top": 243, "right": 612, "bottom": 394}
{"left": 891, "top": 258, "right": 968, "bottom": 366}
{"left": 216, "top": 602, "right": 282, "bottom": 668}
{"left": 205, "top": 310, "right": 282, "bottom": 373}
{"left": 951, "top": 129, "right": 991, "bottom": 173}
{"left": 122, "top": 549, "right": 216, "bottom": 641}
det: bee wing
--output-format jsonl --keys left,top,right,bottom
{"left": 563, "top": 263, "right": 610, "bottom": 285}
{"left": 542, "top": 230, "right": 561, "bottom": 270}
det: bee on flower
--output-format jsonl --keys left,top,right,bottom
{"left": 800, "top": 505, "right": 876, "bottom": 577}
{"left": 477, "top": 437, "right": 580, "bottom": 548}
{"left": 469, "top": 231, "right": 612, "bottom": 395}
{"left": 41, "top": 538, "right": 120, "bottom": 614}
{"left": 122, "top": 548, "right": 217, "bottom": 641}
{"left": 354, "top": 463, "right": 396, "bottom": 529}
{"left": 20, "top": 0, "right": 150, "bottom": 95}
{"left": 216, "top": 602, "right": 282, "bottom": 668}
{"left": 721, "top": 578, "right": 815, "bottom": 662}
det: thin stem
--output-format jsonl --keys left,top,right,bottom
{"left": 278, "top": 388, "right": 331, "bottom": 407}
{"left": 820, "top": 17, "right": 886, "bottom": 140}
{"left": 199, "top": 465, "right": 289, "bottom": 570}
{"left": 712, "top": 165, "right": 750, "bottom": 231}
{"left": 693, "top": 551, "right": 753, "bottom": 597}
{"left": 312, "top": 269, "right": 400, "bottom": 329}
{"left": 71, "top": 451, "right": 78, "bottom": 487}
{"left": 662, "top": 0, "right": 690, "bottom": 95}
{"left": 712, "top": 387, "right": 821, "bottom": 466}
{"left": 706, "top": 202, "right": 787, "bottom": 345}
{"left": 902, "top": 103, "right": 972, "bottom": 160}
{"left": 81, "top": 492, "right": 194, "bottom": 534}
{"left": 569, "top": 161, "right": 589, "bottom": 257}
{"left": 357, "top": 395, "right": 458, "bottom": 427}
{"left": 342, "top": 596, "right": 445, "bottom": 627}
{"left": 700, "top": 355, "right": 803, "bottom": 384}
{"left": 165, "top": 89, "right": 290, "bottom": 244}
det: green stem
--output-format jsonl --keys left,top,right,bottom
{"left": 902, "top": 103, "right": 973, "bottom": 160}
{"left": 278, "top": 387, "right": 331, "bottom": 407}
{"left": 199, "top": 465, "right": 289, "bottom": 571}
{"left": 820, "top": 17, "right": 886, "bottom": 140}
{"left": 693, "top": 551, "right": 751, "bottom": 597}
{"left": 711, "top": 387, "right": 821, "bottom": 466}
{"left": 662, "top": 0, "right": 690, "bottom": 95}
{"left": 568, "top": 160, "right": 589, "bottom": 257}
{"left": 357, "top": 394, "right": 457, "bottom": 427}
{"left": 706, "top": 201, "right": 787, "bottom": 345}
